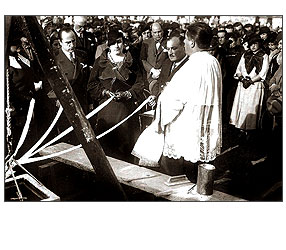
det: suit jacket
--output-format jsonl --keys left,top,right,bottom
{"left": 8, "top": 55, "right": 37, "bottom": 115}
{"left": 151, "top": 56, "right": 189, "bottom": 96}
{"left": 74, "top": 30, "right": 97, "bottom": 66}
{"left": 55, "top": 49, "right": 90, "bottom": 112}
{"left": 140, "top": 38, "right": 168, "bottom": 83}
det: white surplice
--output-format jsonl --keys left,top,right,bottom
{"left": 132, "top": 51, "right": 222, "bottom": 165}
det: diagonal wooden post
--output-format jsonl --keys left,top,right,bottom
{"left": 17, "top": 16, "right": 127, "bottom": 200}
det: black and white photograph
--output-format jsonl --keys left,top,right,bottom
{"left": 1, "top": 1, "right": 285, "bottom": 249}
{"left": 4, "top": 15, "right": 283, "bottom": 202}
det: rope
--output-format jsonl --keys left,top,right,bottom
{"left": 21, "top": 96, "right": 115, "bottom": 159}
{"left": 20, "top": 105, "right": 63, "bottom": 160}
{"left": 13, "top": 159, "right": 45, "bottom": 187}
{"left": 13, "top": 98, "right": 35, "bottom": 157}
{"left": 18, "top": 96, "right": 152, "bottom": 165}
{"left": 8, "top": 161, "right": 24, "bottom": 201}
{"left": 5, "top": 68, "right": 13, "bottom": 159}
{"left": 18, "top": 145, "right": 82, "bottom": 164}
{"left": 96, "top": 96, "right": 152, "bottom": 139}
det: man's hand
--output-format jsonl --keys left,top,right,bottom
{"left": 55, "top": 100, "right": 61, "bottom": 108}
{"left": 150, "top": 68, "right": 161, "bottom": 79}
{"left": 148, "top": 95, "right": 157, "bottom": 109}
{"left": 114, "top": 91, "right": 132, "bottom": 101}
{"left": 102, "top": 89, "right": 115, "bottom": 98}
{"left": 34, "top": 81, "right": 42, "bottom": 91}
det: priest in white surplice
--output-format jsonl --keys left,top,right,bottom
{"left": 132, "top": 22, "right": 222, "bottom": 181}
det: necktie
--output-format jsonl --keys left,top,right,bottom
{"left": 25, "top": 48, "right": 34, "bottom": 61}
{"left": 69, "top": 52, "right": 75, "bottom": 64}
{"left": 171, "top": 63, "right": 177, "bottom": 72}
{"left": 156, "top": 42, "right": 160, "bottom": 50}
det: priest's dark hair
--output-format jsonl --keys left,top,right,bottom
{"left": 185, "top": 22, "right": 213, "bottom": 50}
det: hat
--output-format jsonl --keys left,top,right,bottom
{"left": 226, "top": 32, "right": 238, "bottom": 41}
{"left": 212, "top": 27, "right": 218, "bottom": 36}
{"left": 107, "top": 30, "right": 123, "bottom": 46}
{"left": 248, "top": 34, "right": 263, "bottom": 47}
{"left": 171, "top": 22, "right": 180, "bottom": 30}
{"left": 140, "top": 23, "right": 151, "bottom": 33}
{"left": 267, "top": 32, "right": 278, "bottom": 43}
{"left": 244, "top": 23, "right": 253, "bottom": 30}
{"left": 242, "top": 33, "right": 253, "bottom": 44}
{"left": 259, "top": 26, "right": 270, "bottom": 35}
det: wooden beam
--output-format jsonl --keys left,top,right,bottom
{"left": 40, "top": 143, "right": 247, "bottom": 201}
{"left": 18, "top": 16, "right": 127, "bottom": 200}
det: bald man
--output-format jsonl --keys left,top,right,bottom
{"left": 140, "top": 22, "right": 168, "bottom": 90}
{"left": 54, "top": 27, "right": 90, "bottom": 144}
{"left": 73, "top": 16, "right": 96, "bottom": 66}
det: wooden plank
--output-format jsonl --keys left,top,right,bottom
{"left": 18, "top": 16, "right": 127, "bottom": 200}
{"left": 39, "top": 143, "right": 246, "bottom": 201}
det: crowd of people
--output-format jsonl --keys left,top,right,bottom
{"left": 6, "top": 16, "right": 282, "bottom": 183}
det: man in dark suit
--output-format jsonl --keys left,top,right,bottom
{"left": 53, "top": 26, "right": 90, "bottom": 144}
{"left": 141, "top": 33, "right": 189, "bottom": 130}
{"left": 73, "top": 16, "right": 97, "bottom": 66}
{"left": 140, "top": 22, "right": 168, "bottom": 91}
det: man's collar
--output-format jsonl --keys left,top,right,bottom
{"left": 174, "top": 54, "right": 188, "bottom": 66}
{"left": 154, "top": 37, "right": 163, "bottom": 44}
{"left": 62, "top": 48, "right": 75, "bottom": 59}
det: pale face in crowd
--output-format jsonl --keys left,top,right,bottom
{"left": 74, "top": 16, "right": 87, "bottom": 35}
{"left": 228, "top": 37, "right": 237, "bottom": 49}
{"left": 60, "top": 31, "right": 76, "bottom": 53}
{"left": 277, "top": 39, "right": 282, "bottom": 51}
{"left": 109, "top": 38, "right": 124, "bottom": 55}
{"left": 244, "top": 26, "right": 252, "bottom": 33}
{"left": 184, "top": 31, "right": 193, "bottom": 56}
{"left": 243, "top": 41, "right": 249, "bottom": 51}
{"left": 20, "top": 37, "right": 30, "bottom": 50}
{"left": 167, "top": 36, "right": 186, "bottom": 62}
{"left": 151, "top": 23, "right": 163, "bottom": 42}
{"left": 268, "top": 42, "right": 277, "bottom": 52}
{"left": 52, "top": 39, "right": 61, "bottom": 51}
{"left": 217, "top": 31, "right": 226, "bottom": 45}
{"left": 142, "top": 29, "right": 151, "bottom": 40}
{"left": 249, "top": 42, "right": 260, "bottom": 53}
{"left": 234, "top": 25, "right": 243, "bottom": 36}
{"left": 74, "top": 23, "right": 85, "bottom": 35}
{"left": 277, "top": 40, "right": 282, "bottom": 65}
{"left": 260, "top": 32, "right": 268, "bottom": 41}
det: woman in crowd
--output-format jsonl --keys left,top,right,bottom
{"left": 265, "top": 32, "right": 282, "bottom": 85}
{"left": 49, "top": 32, "right": 61, "bottom": 55}
{"left": 230, "top": 34, "right": 269, "bottom": 139}
{"left": 87, "top": 30, "right": 145, "bottom": 162}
